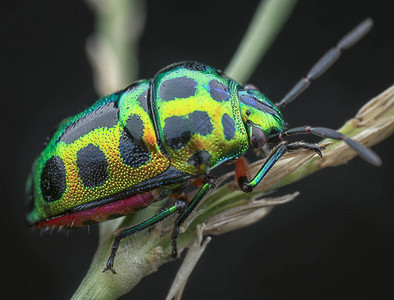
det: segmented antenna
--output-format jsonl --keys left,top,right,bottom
{"left": 276, "top": 18, "right": 373, "bottom": 108}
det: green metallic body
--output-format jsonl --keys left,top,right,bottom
{"left": 26, "top": 61, "right": 285, "bottom": 228}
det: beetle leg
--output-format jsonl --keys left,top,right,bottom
{"left": 170, "top": 176, "right": 216, "bottom": 259}
{"left": 268, "top": 126, "right": 381, "bottom": 166}
{"left": 190, "top": 176, "right": 205, "bottom": 187}
{"left": 239, "top": 142, "right": 324, "bottom": 193}
{"left": 147, "top": 194, "right": 189, "bottom": 233}
{"left": 103, "top": 201, "right": 183, "bottom": 274}
{"left": 239, "top": 143, "right": 287, "bottom": 193}
{"left": 285, "top": 141, "right": 325, "bottom": 157}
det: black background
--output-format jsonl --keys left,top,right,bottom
{"left": 2, "top": 0, "right": 393, "bottom": 299}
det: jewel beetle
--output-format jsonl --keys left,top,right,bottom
{"left": 26, "top": 18, "right": 381, "bottom": 273}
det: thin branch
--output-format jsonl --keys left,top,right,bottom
{"left": 225, "top": 0, "right": 298, "bottom": 83}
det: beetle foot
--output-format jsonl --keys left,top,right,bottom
{"left": 103, "top": 265, "right": 117, "bottom": 274}
{"left": 170, "top": 248, "right": 178, "bottom": 260}
{"left": 238, "top": 176, "right": 253, "bottom": 193}
{"left": 170, "top": 232, "right": 179, "bottom": 259}
{"left": 103, "top": 256, "right": 117, "bottom": 274}
{"left": 286, "top": 142, "right": 325, "bottom": 158}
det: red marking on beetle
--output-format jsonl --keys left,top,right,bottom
{"left": 190, "top": 177, "right": 204, "bottom": 187}
{"left": 235, "top": 157, "right": 250, "bottom": 183}
{"left": 36, "top": 191, "right": 156, "bottom": 228}
{"left": 306, "top": 127, "right": 311, "bottom": 133}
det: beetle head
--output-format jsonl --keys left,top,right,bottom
{"left": 238, "top": 86, "right": 285, "bottom": 148}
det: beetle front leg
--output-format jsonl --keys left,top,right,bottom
{"left": 170, "top": 176, "right": 216, "bottom": 258}
{"left": 238, "top": 143, "right": 287, "bottom": 193}
{"left": 285, "top": 141, "right": 325, "bottom": 157}
{"left": 238, "top": 142, "right": 324, "bottom": 193}
{"left": 268, "top": 126, "right": 381, "bottom": 166}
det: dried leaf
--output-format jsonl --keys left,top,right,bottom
{"left": 166, "top": 225, "right": 212, "bottom": 300}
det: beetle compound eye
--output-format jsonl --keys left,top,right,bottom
{"left": 246, "top": 109, "right": 251, "bottom": 117}
{"left": 251, "top": 126, "right": 267, "bottom": 148}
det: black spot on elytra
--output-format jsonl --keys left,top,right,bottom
{"left": 125, "top": 113, "right": 145, "bottom": 144}
{"left": 119, "top": 131, "right": 150, "bottom": 167}
{"left": 188, "top": 150, "right": 211, "bottom": 166}
{"left": 77, "top": 144, "right": 109, "bottom": 187}
{"left": 163, "top": 111, "right": 214, "bottom": 150}
{"left": 136, "top": 88, "right": 149, "bottom": 114}
{"left": 41, "top": 156, "right": 67, "bottom": 202}
{"left": 222, "top": 113, "right": 236, "bottom": 141}
{"left": 209, "top": 79, "right": 229, "bottom": 102}
{"left": 159, "top": 77, "right": 197, "bottom": 101}
{"left": 163, "top": 116, "right": 192, "bottom": 150}
{"left": 60, "top": 101, "right": 119, "bottom": 144}
{"left": 189, "top": 111, "right": 213, "bottom": 136}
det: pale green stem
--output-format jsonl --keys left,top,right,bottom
{"left": 225, "top": 0, "right": 298, "bottom": 83}
{"left": 86, "top": 0, "right": 145, "bottom": 96}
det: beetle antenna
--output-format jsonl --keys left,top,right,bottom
{"left": 276, "top": 18, "right": 373, "bottom": 109}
